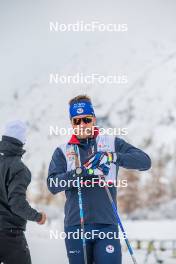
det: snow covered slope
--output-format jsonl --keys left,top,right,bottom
{"left": 0, "top": 0, "right": 176, "bottom": 211}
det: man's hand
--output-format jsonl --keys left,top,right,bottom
{"left": 37, "top": 212, "right": 47, "bottom": 225}
{"left": 84, "top": 163, "right": 111, "bottom": 176}
{"left": 85, "top": 152, "right": 117, "bottom": 169}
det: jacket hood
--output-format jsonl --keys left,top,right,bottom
{"left": 0, "top": 135, "right": 26, "bottom": 157}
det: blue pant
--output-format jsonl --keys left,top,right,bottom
{"left": 65, "top": 224, "right": 122, "bottom": 264}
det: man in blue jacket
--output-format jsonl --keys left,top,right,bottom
{"left": 47, "top": 95, "right": 151, "bottom": 264}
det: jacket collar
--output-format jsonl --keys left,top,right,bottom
{"left": 2, "top": 135, "right": 23, "bottom": 146}
{"left": 0, "top": 135, "right": 25, "bottom": 156}
{"left": 68, "top": 127, "right": 99, "bottom": 145}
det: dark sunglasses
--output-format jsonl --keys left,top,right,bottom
{"left": 72, "top": 116, "right": 93, "bottom": 125}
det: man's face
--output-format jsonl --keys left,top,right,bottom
{"left": 71, "top": 114, "right": 96, "bottom": 139}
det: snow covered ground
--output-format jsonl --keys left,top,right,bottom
{"left": 26, "top": 220, "right": 176, "bottom": 264}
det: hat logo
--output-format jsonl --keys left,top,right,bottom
{"left": 77, "top": 108, "right": 84, "bottom": 114}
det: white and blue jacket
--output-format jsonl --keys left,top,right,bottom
{"left": 47, "top": 131, "right": 151, "bottom": 227}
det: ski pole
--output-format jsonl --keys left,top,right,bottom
{"left": 102, "top": 179, "right": 138, "bottom": 264}
{"left": 77, "top": 180, "right": 87, "bottom": 264}
{"left": 84, "top": 158, "right": 138, "bottom": 263}
{"left": 74, "top": 145, "right": 87, "bottom": 264}
{"left": 84, "top": 153, "right": 138, "bottom": 264}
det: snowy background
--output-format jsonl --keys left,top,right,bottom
{"left": 0, "top": 0, "right": 176, "bottom": 263}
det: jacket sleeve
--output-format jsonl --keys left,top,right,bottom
{"left": 7, "top": 166, "right": 42, "bottom": 222}
{"left": 115, "top": 137, "right": 151, "bottom": 171}
{"left": 47, "top": 147, "right": 76, "bottom": 195}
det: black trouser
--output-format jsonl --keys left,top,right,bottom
{"left": 0, "top": 229, "right": 31, "bottom": 264}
